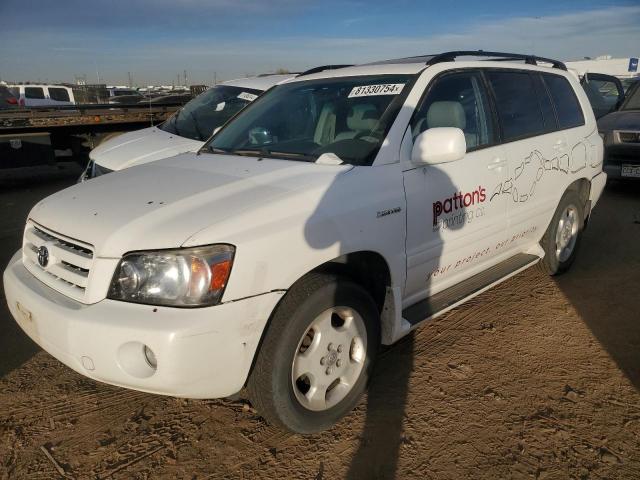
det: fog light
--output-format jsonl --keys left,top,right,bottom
{"left": 143, "top": 345, "right": 157, "bottom": 369}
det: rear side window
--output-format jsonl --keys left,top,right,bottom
{"left": 25, "top": 87, "right": 45, "bottom": 99}
{"left": 487, "top": 71, "right": 545, "bottom": 141}
{"left": 542, "top": 74, "right": 584, "bottom": 129}
{"left": 49, "top": 87, "right": 70, "bottom": 102}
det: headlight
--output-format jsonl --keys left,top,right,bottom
{"left": 108, "top": 244, "right": 235, "bottom": 307}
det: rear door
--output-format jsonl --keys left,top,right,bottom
{"left": 581, "top": 73, "right": 624, "bottom": 119}
{"left": 485, "top": 69, "right": 570, "bottom": 253}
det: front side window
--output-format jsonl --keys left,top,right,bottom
{"left": 160, "top": 85, "right": 263, "bottom": 141}
{"left": 411, "top": 70, "right": 494, "bottom": 150}
{"left": 204, "top": 75, "right": 413, "bottom": 166}
{"left": 542, "top": 74, "right": 585, "bottom": 129}
{"left": 25, "top": 87, "right": 45, "bottom": 99}
{"left": 48, "top": 87, "right": 70, "bottom": 102}
{"left": 488, "top": 71, "right": 545, "bottom": 141}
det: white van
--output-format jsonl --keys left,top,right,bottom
{"left": 80, "top": 74, "right": 295, "bottom": 180}
{"left": 8, "top": 84, "right": 75, "bottom": 107}
{"left": 4, "top": 51, "right": 606, "bottom": 434}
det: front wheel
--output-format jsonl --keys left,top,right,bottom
{"left": 247, "top": 273, "right": 380, "bottom": 434}
{"left": 538, "top": 190, "right": 584, "bottom": 275}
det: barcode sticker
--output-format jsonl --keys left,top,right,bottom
{"left": 348, "top": 83, "right": 405, "bottom": 98}
{"left": 237, "top": 92, "right": 258, "bottom": 101}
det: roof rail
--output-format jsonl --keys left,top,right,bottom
{"left": 426, "top": 51, "right": 567, "bottom": 70}
{"left": 298, "top": 64, "right": 354, "bottom": 76}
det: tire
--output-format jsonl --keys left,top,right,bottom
{"left": 538, "top": 190, "right": 584, "bottom": 276}
{"left": 247, "top": 272, "right": 380, "bottom": 434}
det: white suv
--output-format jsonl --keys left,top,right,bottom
{"left": 3, "top": 51, "right": 606, "bottom": 433}
{"left": 80, "top": 74, "right": 295, "bottom": 180}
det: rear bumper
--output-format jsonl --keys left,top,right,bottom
{"left": 3, "top": 250, "right": 283, "bottom": 398}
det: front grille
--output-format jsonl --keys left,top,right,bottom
{"left": 22, "top": 221, "right": 94, "bottom": 302}
{"left": 617, "top": 131, "right": 640, "bottom": 144}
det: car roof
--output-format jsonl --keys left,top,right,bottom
{"left": 9, "top": 84, "right": 71, "bottom": 89}
{"left": 285, "top": 51, "right": 570, "bottom": 83}
{"left": 221, "top": 74, "right": 297, "bottom": 91}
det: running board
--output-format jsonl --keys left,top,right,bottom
{"left": 402, "top": 253, "right": 539, "bottom": 326}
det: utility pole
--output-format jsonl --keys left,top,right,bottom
{"left": 127, "top": 71, "right": 133, "bottom": 88}
{"left": 213, "top": 71, "right": 217, "bottom": 86}
{"left": 183, "top": 69, "right": 188, "bottom": 87}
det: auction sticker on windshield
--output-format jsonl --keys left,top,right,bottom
{"left": 348, "top": 83, "right": 405, "bottom": 98}
{"left": 237, "top": 92, "right": 259, "bottom": 102}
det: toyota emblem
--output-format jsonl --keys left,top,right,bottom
{"left": 37, "top": 246, "right": 49, "bottom": 267}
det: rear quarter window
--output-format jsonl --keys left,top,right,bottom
{"left": 542, "top": 74, "right": 585, "bottom": 129}
{"left": 49, "top": 87, "right": 70, "bottom": 102}
{"left": 25, "top": 87, "right": 45, "bottom": 99}
{"left": 487, "top": 70, "right": 545, "bottom": 142}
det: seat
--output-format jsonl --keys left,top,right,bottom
{"left": 334, "top": 103, "right": 379, "bottom": 141}
{"left": 415, "top": 100, "right": 477, "bottom": 148}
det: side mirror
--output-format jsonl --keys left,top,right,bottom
{"left": 411, "top": 127, "right": 466, "bottom": 165}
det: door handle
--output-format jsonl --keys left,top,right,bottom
{"left": 487, "top": 158, "right": 507, "bottom": 170}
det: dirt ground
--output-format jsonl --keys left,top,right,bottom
{"left": 0, "top": 165, "right": 638, "bottom": 479}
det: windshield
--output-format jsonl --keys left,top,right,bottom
{"left": 203, "top": 75, "right": 413, "bottom": 166}
{"left": 620, "top": 82, "right": 640, "bottom": 111}
{"left": 161, "top": 85, "right": 263, "bottom": 141}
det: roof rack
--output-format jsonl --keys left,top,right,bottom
{"left": 426, "top": 50, "right": 567, "bottom": 70}
{"left": 298, "top": 64, "right": 354, "bottom": 76}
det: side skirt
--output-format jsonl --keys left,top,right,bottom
{"left": 402, "top": 253, "right": 539, "bottom": 328}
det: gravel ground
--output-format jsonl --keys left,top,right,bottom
{"left": 0, "top": 166, "right": 638, "bottom": 479}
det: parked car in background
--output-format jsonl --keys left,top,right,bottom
{"left": 146, "top": 92, "right": 193, "bottom": 105}
{"left": 5, "top": 51, "right": 605, "bottom": 433}
{"left": 8, "top": 84, "right": 75, "bottom": 106}
{"left": 578, "top": 72, "right": 625, "bottom": 119}
{"left": 598, "top": 80, "right": 640, "bottom": 180}
{"left": 80, "top": 74, "right": 294, "bottom": 180}
{"left": 106, "top": 88, "right": 144, "bottom": 105}
{"left": 0, "top": 86, "right": 19, "bottom": 109}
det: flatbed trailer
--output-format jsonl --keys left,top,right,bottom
{"left": 0, "top": 103, "right": 180, "bottom": 170}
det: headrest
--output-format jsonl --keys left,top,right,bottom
{"left": 346, "top": 103, "right": 378, "bottom": 131}
{"left": 426, "top": 101, "right": 466, "bottom": 130}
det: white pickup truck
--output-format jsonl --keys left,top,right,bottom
{"left": 4, "top": 51, "right": 606, "bottom": 433}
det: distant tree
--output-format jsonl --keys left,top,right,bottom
{"left": 275, "top": 68, "right": 290, "bottom": 74}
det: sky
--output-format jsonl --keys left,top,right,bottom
{"left": 0, "top": 0, "right": 639, "bottom": 86}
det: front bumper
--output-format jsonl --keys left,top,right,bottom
{"left": 3, "top": 250, "right": 283, "bottom": 398}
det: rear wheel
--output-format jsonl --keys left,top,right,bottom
{"left": 538, "top": 190, "right": 584, "bottom": 275}
{"left": 247, "top": 272, "right": 380, "bottom": 434}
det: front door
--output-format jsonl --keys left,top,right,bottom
{"left": 402, "top": 70, "right": 509, "bottom": 308}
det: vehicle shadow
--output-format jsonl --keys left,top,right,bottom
{"left": 304, "top": 148, "right": 462, "bottom": 478}
{"left": 553, "top": 181, "right": 640, "bottom": 390}
{"left": 0, "top": 166, "right": 81, "bottom": 378}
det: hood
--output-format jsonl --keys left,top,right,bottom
{"left": 29, "top": 153, "right": 353, "bottom": 257}
{"left": 598, "top": 110, "right": 640, "bottom": 132}
{"left": 90, "top": 127, "right": 203, "bottom": 170}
